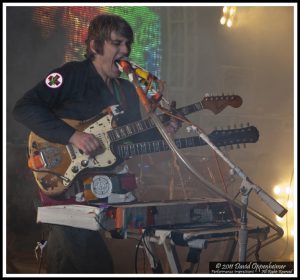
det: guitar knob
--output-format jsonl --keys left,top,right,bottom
{"left": 71, "top": 166, "right": 79, "bottom": 173}
{"left": 81, "top": 160, "right": 88, "bottom": 167}
{"left": 31, "top": 141, "right": 38, "bottom": 149}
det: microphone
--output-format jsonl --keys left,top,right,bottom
{"left": 115, "top": 57, "right": 132, "bottom": 75}
{"left": 129, "top": 60, "right": 159, "bottom": 82}
{"left": 115, "top": 57, "right": 159, "bottom": 82}
{"left": 115, "top": 57, "right": 163, "bottom": 103}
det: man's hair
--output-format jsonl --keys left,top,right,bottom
{"left": 85, "top": 13, "right": 134, "bottom": 59}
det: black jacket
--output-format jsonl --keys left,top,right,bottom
{"left": 13, "top": 59, "right": 149, "bottom": 145}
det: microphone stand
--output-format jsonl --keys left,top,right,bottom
{"left": 193, "top": 125, "right": 289, "bottom": 261}
{"left": 117, "top": 60, "right": 288, "bottom": 262}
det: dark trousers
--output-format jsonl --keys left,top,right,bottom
{"left": 46, "top": 225, "right": 114, "bottom": 273}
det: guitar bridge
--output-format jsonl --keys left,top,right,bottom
{"left": 29, "top": 147, "right": 62, "bottom": 170}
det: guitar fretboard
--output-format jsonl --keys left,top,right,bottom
{"left": 116, "top": 136, "right": 204, "bottom": 159}
{"left": 114, "top": 126, "right": 259, "bottom": 159}
{"left": 107, "top": 102, "right": 203, "bottom": 142}
{"left": 107, "top": 118, "right": 156, "bottom": 142}
{"left": 175, "top": 102, "right": 203, "bottom": 116}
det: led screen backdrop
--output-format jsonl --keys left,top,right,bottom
{"left": 32, "top": 6, "right": 161, "bottom": 77}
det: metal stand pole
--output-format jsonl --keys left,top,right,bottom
{"left": 239, "top": 186, "right": 250, "bottom": 262}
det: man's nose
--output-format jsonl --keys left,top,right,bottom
{"left": 120, "top": 43, "right": 129, "bottom": 55}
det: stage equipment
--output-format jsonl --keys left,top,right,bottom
{"left": 117, "top": 57, "right": 287, "bottom": 263}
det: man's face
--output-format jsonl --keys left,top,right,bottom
{"left": 93, "top": 31, "right": 131, "bottom": 81}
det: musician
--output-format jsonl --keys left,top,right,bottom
{"left": 13, "top": 13, "right": 180, "bottom": 273}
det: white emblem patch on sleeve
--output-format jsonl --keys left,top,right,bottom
{"left": 45, "top": 72, "right": 63, "bottom": 88}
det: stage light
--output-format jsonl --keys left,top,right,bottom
{"left": 287, "top": 200, "right": 293, "bottom": 208}
{"left": 220, "top": 6, "right": 237, "bottom": 28}
{"left": 273, "top": 185, "right": 281, "bottom": 195}
{"left": 227, "top": 19, "right": 233, "bottom": 28}
{"left": 220, "top": 16, "right": 226, "bottom": 25}
{"left": 229, "top": 7, "right": 236, "bottom": 16}
{"left": 272, "top": 179, "right": 294, "bottom": 246}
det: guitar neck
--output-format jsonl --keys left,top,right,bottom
{"left": 175, "top": 102, "right": 203, "bottom": 117}
{"left": 114, "top": 126, "right": 259, "bottom": 159}
{"left": 115, "top": 136, "right": 205, "bottom": 159}
{"left": 107, "top": 102, "right": 203, "bottom": 142}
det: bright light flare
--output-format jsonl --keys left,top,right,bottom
{"left": 229, "top": 7, "right": 236, "bottom": 16}
{"left": 220, "top": 16, "right": 226, "bottom": 25}
{"left": 274, "top": 185, "right": 281, "bottom": 195}
{"left": 227, "top": 19, "right": 233, "bottom": 28}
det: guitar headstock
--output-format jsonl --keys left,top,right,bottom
{"left": 210, "top": 124, "right": 259, "bottom": 148}
{"left": 201, "top": 94, "right": 243, "bottom": 114}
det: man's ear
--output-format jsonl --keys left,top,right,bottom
{"left": 90, "top": 40, "right": 97, "bottom": 54}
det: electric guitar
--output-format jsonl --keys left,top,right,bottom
{"left": 28, "top": 95, "right": 243, "bottom": 197}
{"left": 29, "top": 125, "right": 258, "bottom": 197}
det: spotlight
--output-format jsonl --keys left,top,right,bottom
{"left": 220, "top": 6, "right": 237, "bottom": 28}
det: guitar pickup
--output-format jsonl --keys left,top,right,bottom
{"left": 28, "top": 151, "right": 47, "bottom": 169}
{"left": 66, "top": 144, "right": 77, "bottom": 159}
{"left": 109, "top": 105, "right": 124, "bottom": 116}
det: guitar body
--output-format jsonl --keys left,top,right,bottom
{"left": 28, "top": 114, "right": 117, "bottom": 197}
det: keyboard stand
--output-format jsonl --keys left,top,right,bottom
{"left": 130, "top": 225, "right": 269, "bottom": 274}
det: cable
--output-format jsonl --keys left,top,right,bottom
{"left": 254, "top": 237, "right": 262, "bottom": 261}
{"left": 134, "top": 235, "right": 144, "bottom": 273}
{"left": 141, "top": 230, "right": 157, "bottom": 264}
